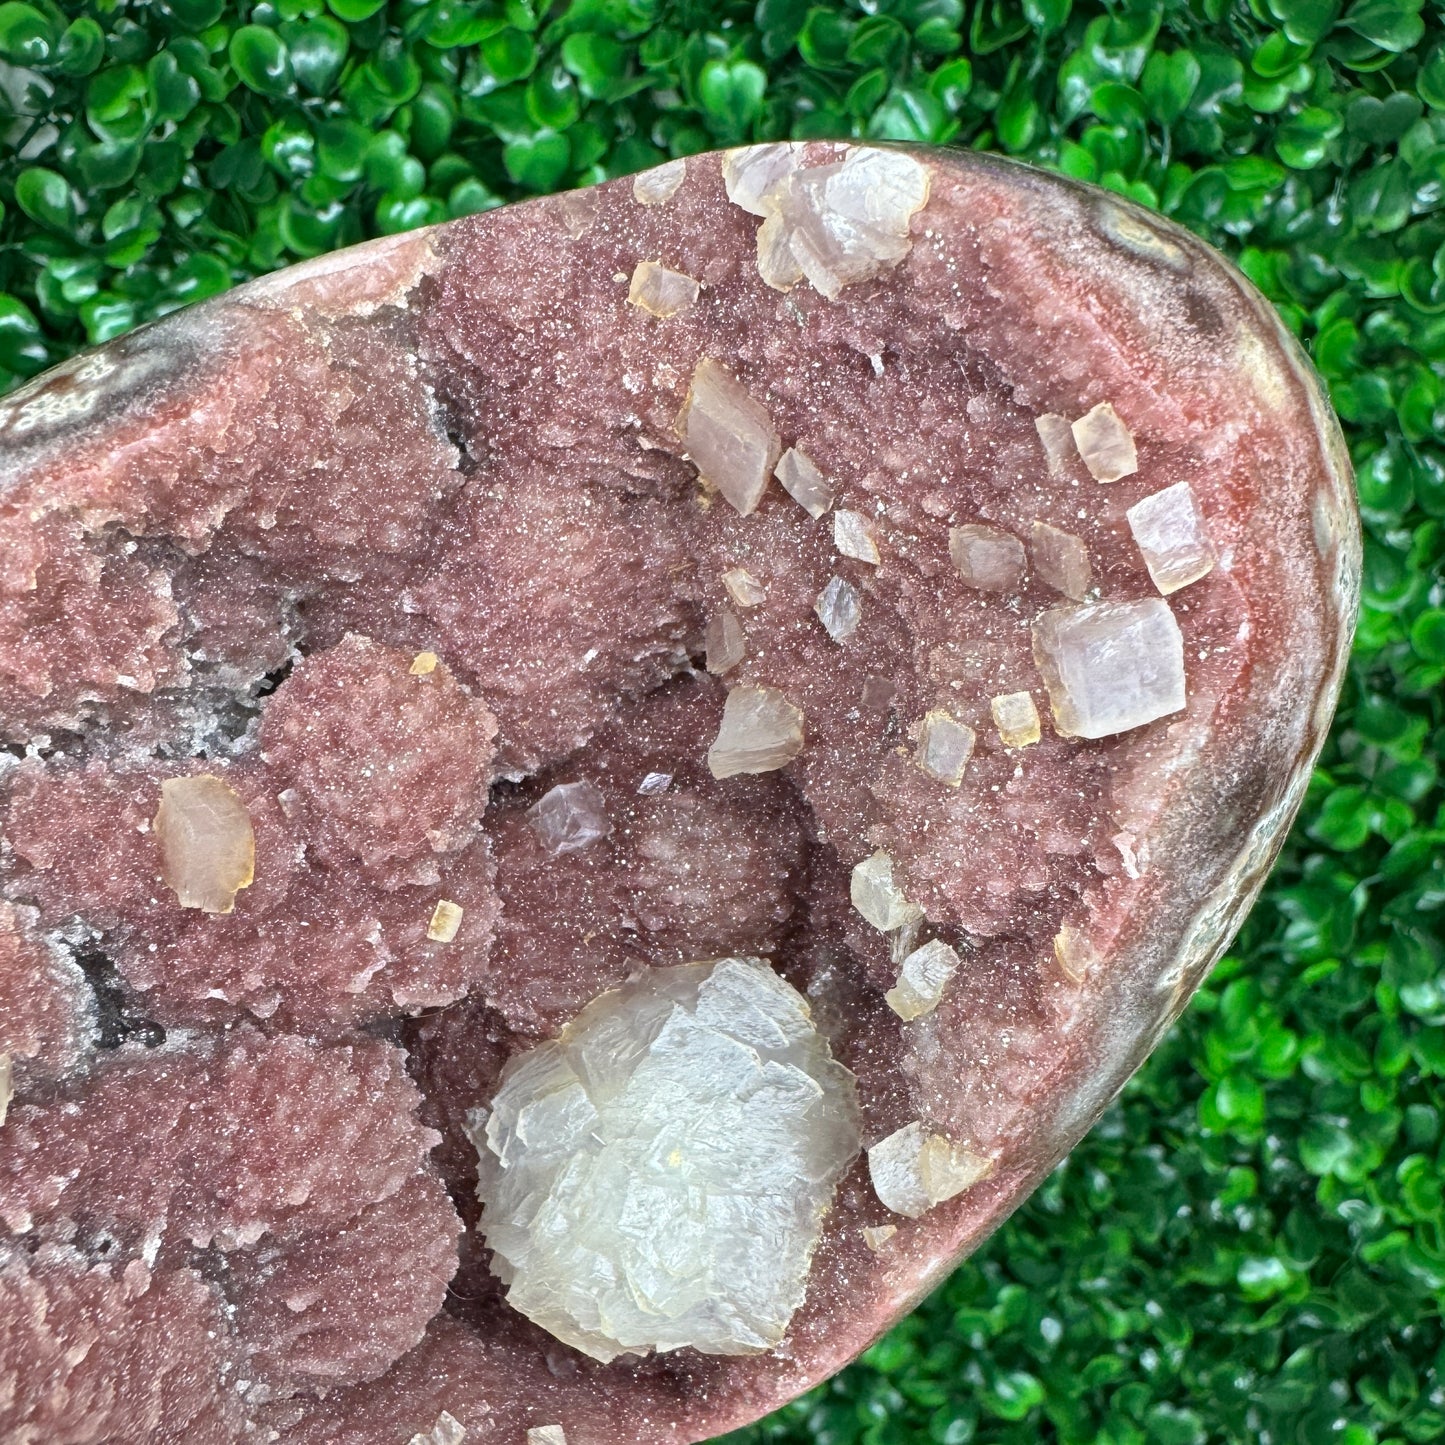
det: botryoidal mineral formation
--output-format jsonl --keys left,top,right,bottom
{"left": 0, "top": 143, "right": 1357, "bottom": 1445}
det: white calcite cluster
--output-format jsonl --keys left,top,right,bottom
{"left": 867, "top": 1122, "right": 992, "bottom": 1219}
{"left": 1126, "top": 481, "right": 1216, "bottom": 594}
{"left": 1032, "top": 598, "right": 1187, "bottom": 739}
{"left": 475, "top": 958, "right": 861, "bottom": 1363}
{"left": 724, "top": 143, "right": 931, "bottom": 299}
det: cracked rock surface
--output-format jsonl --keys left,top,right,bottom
{"left": 0, "top": 144, "right": 1356, "bottom": 1444}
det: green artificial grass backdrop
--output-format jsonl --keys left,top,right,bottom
{"left": 1, "top": 0, "right": 1443, "bottom": 1440}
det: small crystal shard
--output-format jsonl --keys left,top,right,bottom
{"left": 862, "top": 1224, "right": 897, "bottom": 1251}
{"left": 913, "top": 711, "right": 975, "bottom": 787}
{"left": 526, "top": 781, "right": 612, "bottom": 855}
{"left": 1030, "top": 520, "right": 1092, "bottom": 600}
{"left": 884, "top": 939, "right": 960, "bottom": 1021}
{"left": 409, "top": 650, "right": 439, "bottom": 675}
{"left": 153, "top": 775, "right": 256, "bottom": 915}
{"left": 678, "top": 358, "right": 781, "bottom": 516}
{"left": 722, "top": 567, "right": 767, "bottom": 608}
{"left": 815, "top": 576, "right": 862, "bottom": 643}
{"left": 776, "top": 447, "right": 833, "bottom": 518}
{"left": 476, "top": 958, "right": 860, "bottom": 1362}
{"left": 427, "top": 899, "right": 463, "bottom": 944}
{"left": 722, "top": 142, "right": 805, "bottom": 216}
{"left": 627, "top": 260, "right": 699, "bottom": 318}
{"left": 527, "top": 1429, "right": 567, "bottom": 1445}
{"left": 851, "top": 850, "right": 924, "bottom": 933}
{"left": 707, "top": 685, "right": 805, "bottom": 778}
{"left": 0, "top": 1052, "right": 11, "bottom": 1127}
{"left": 1053, "top": 923, "right": 1095, "bottom": 984}
{"left": 1126, "top": 481, "right": 1216, "bottom": 594}
{"left": 632, "top": 157, "right": 686, "bottom": 206}
{"left": 990, "top": 692, "right": 1042, "bottom": 748}
{"left": 1071, "top": 401, "right": 1138, "bottom": 482}
{"left": 704, "top": 608, "right": 746, "bottom": 675}
{"left": 1032, "top": 599, "right": 1187, "bottom": 739}
{"left": 410, "top": 1411, "right": 467, "bottom": 1445}
{"left": 868, "top": 1122, "right": 992, "bottom": 1219}
{"left": 1035, "top": 413, "right": 1074, "bottom": 477}
{"left": 834, "top": 510, "right": 880, "bottom": 564}
{"left": 949, "top": 524, "right": 1025, "bottom": 592}
{"left": 637, "top": 771, "right": 673, "bottom": 795}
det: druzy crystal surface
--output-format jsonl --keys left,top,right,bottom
{"left": 476, "top": 958, "right": 859, "bottom": 1363}
{"left": 0, "top": 143, "right": 1356, "bottom": 1445}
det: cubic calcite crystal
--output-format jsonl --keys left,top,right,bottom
{"left": 707, "top": 684, "right": 805, "bottom": 778}
{"left": 1032, "top": 598, "right": 1188, "bottom": 739}
{"left": 950, "top": 523, "right": 1027, "bottom": 592}
{"left": 0, "top": 142, "right": 1356, "bottom": 1445}
{"left": 867, "top": 1122, "right": 993, "bottom": 1219}
{"left": 678, "top": 358, "right": 781, "bottom": 515}
{"left": 153, "top": 774, "right": 256, "bottom": 913}
{"left": 885, "top": 939, "right": 961, "bottom": 1021}
{"left": 1127, "top": 481, "right": 1218, "bottom": 594}
{"left": 476, "top": 958, "right": 859, "bottom": 1363}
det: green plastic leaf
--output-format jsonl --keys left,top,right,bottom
{"left": 229, "top": 25, "right": 294, "bottom": 97}
{"left": 697, "top": 57, "right": 766, "bottom": 138}
{"left": 1142, "top": 49, "right": 1201, "bottom": 124}
{"left": 280, "top": 16, "right": 349, "bottom": 96}
{"left": 0, "top": 1, "right": 52, "bottom": 64}
{"left": 502, "top": 130, "right": 570, "bottom": 191}
{"left": 14, "top": 167, "right": 78, "bottom": 232}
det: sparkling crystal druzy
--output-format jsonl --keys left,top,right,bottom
{"left": 0, "top": 144, "right": 1357, "bottom": 1445}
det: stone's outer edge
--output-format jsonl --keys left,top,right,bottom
{"left": 238, "top": 228, "right": 445, "bottom": 317}
{"left": 0, "top": 146, "right": 1360, "bottom": 1445}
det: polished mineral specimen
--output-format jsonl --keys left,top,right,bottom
{"left": 476, "top": 959, "right": 859, "bottom": 1362}
{"left": 0, "top": 142, "right": 1357, "bottom": 1445}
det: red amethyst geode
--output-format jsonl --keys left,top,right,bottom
{"left": 0, "top": 144, "right": 1356, "bottom": 1445}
